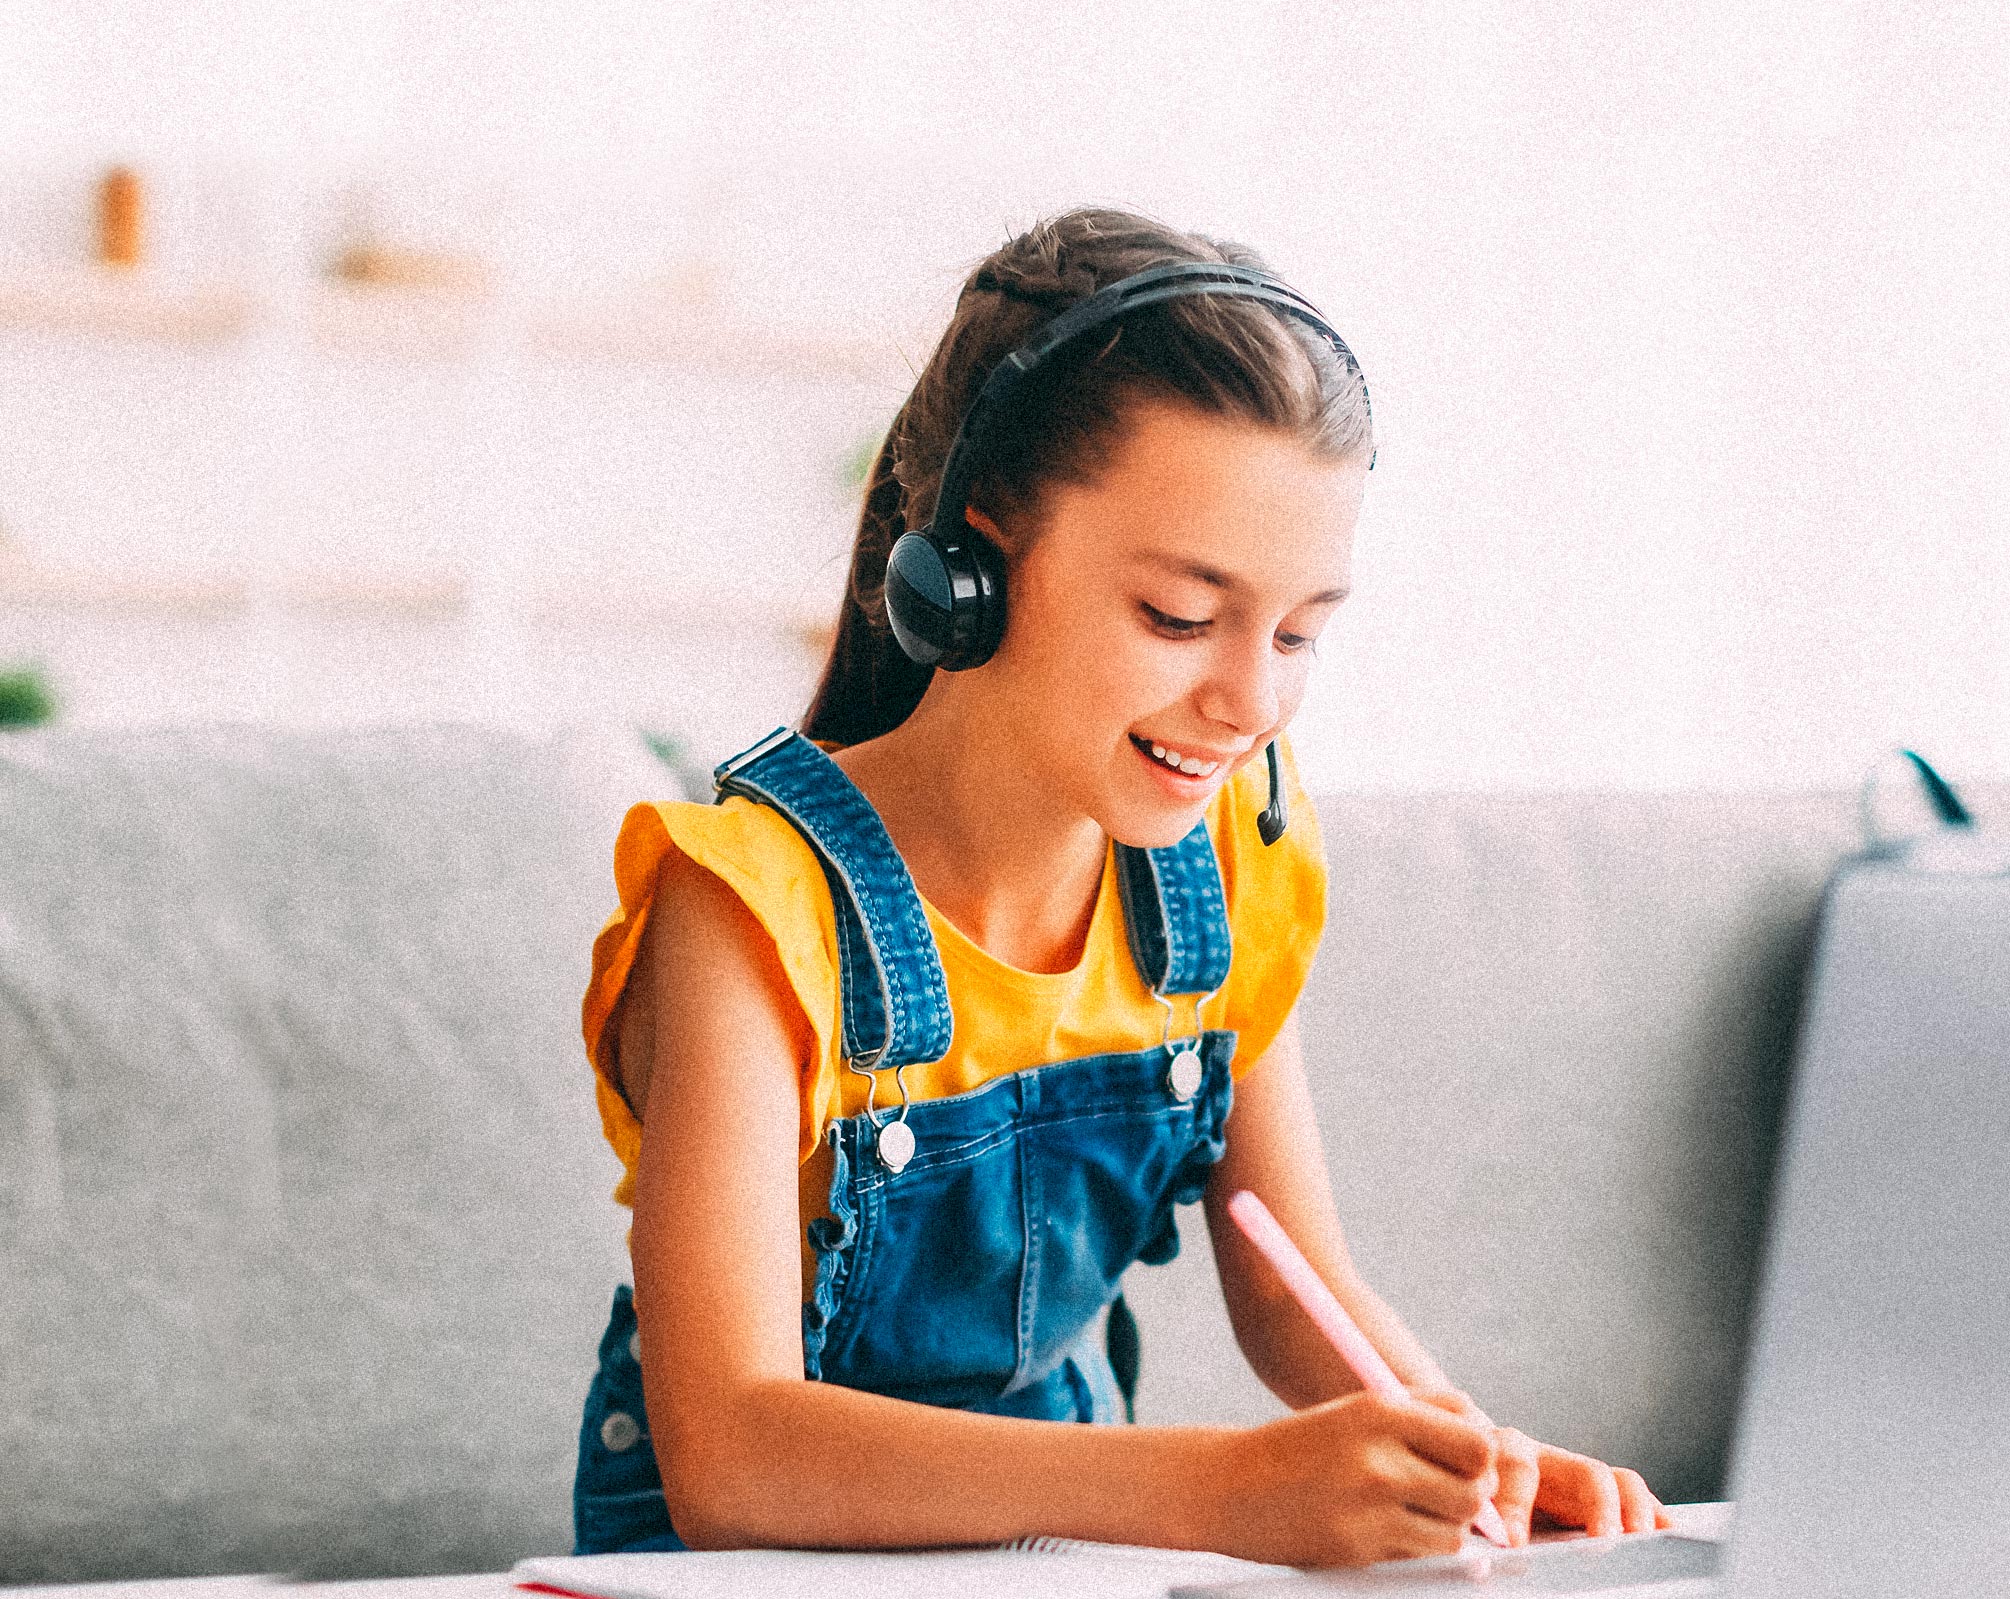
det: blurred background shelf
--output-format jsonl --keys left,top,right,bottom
{"left": 0, "top": 556, "right": 253, "bottom": 617}
{"left": 0, "top": 265, "right": 260, "bottom": 343}
{"left": 0, "top": 558, "right": 835, "bottom": 630}
{"left": 0, "top": 266, "right": 917, "bottom": 380}
{"left": 523, "top": 573, "right": 841, "bottom": 652}
{"left": 0, "top": 561, "right": 478, "bottom": 622}
{"left": 0, "top": 555, "right": 833, "bottom": 752}
{"left": 306, "top": 281, "right": 495, "bottom": 360}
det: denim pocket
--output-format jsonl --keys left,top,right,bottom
{"left": 819, "top": 1127, "right": 1025, "bottom": 1405}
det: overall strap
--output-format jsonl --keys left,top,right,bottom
{"left": 713, "top": 728, "right": 953, "bottom": 1070}
{"left": 1113, "top": 821, "right": 1234, "bottom": 998}
{"left": 1109, "top": 821, "right": 1233, "bottom": 1423}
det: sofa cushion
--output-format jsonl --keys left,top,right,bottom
{"left": 0, "top": 723, "right": 655, "bottom": 1583}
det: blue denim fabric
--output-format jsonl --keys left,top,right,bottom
{"left": 572, "top": 729, "right": 1237, "bottom": 1553}
{"left": 715, "top": 729, "right": 954, "bottom": 1069}
{"left": 801, "top": 1029, "right": 1236, "bottom": 1400}
{"left": 1113, "top": 819, "right": 1234, "bottom": 997}
{"left": 573, "top": 1285, "right": 687, "bottom": 1553}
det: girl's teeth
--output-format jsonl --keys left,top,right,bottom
{"left": 1139, "top": 737, "right": 1219, "bottom": 778}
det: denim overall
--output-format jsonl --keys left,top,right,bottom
{"left": 572, "top": 728, "right": 1238, "bottom": 1553}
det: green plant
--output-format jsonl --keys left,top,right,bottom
{"left": 0, "top": 664, "right": 54, "bottom": 728}
{"left": 640, "top": 728, "right": 711, "bottom": 802}
{"left": 837, "top": 426, "right": 888, "bottom": 493}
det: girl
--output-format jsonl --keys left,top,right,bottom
{"left": 572, "top": 207, "right": 1671, "bottom": 1568}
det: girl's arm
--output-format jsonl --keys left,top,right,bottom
{"left": 623, "top": 848, "right": 1497, "bottom": 1564}
{"left": 1206, "top": 1012, "right": 1671, "bottom": 1540}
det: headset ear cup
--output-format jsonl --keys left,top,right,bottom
{"left": 884, "top": 520, "right": 1009, "bottom": 672}
{"left": 885, "top": 530, "right": 957, "bottom": 666}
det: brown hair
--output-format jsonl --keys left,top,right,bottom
{"left": 803, "top": 206, "right": 1374, "bottom": 748}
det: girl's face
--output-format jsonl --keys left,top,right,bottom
{"left": 976, "top": 395, "right": 1365, "bottom": 849}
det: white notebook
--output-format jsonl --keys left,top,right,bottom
{"left": 516, "top": 1538, "right": 1296, "bottom": 1599}
{"left": 514, "top": 1521, "right": 1731, "bottom": 1599}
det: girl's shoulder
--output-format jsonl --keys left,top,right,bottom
{"left": 591, "top": 795, "right": 839, "bottom": 1013}
{"left": 583, "top": 795, "right": 845, "bottom": 1195}
{"left": 609, "top": 793, "right": 839, "bottom": 935}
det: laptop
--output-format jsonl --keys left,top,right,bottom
{"left": 1175, "top": 829, "right": 2010, "bottom": 1598}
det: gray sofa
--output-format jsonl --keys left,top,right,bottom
{"left": 3, "top": 724, "right": 1980, "bottom": 1585}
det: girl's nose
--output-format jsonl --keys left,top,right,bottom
{"left": 1196, "top": 632, "right": 1282, "bottom": 737}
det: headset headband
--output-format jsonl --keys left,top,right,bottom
{"left": 925, "top": 261, "right": 1374, "bottom": 549}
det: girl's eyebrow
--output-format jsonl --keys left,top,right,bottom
{"left": 1134, "top": 550, "right": 1350, "bottom": 605}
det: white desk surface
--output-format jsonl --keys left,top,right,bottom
{"left": 7, "top": 1503, "right": 1733, "bottom": 1599}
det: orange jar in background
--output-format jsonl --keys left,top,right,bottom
{"left": 98, "top": 166, "right": 144, "bottom": 268}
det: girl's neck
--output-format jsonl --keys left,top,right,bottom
{"left": 830, "top": 687, "right": 1107, "bottom": 976}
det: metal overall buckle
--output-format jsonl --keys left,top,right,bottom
{"left": 845, "top": 1046, "right": 918, "bottom": 1173}
{"left": 1153, "top": 984, "right": 1219, "bottom": 1103}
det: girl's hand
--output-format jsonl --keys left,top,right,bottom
{"left": 1437, "top": 1397, "right": 1674, "bottom": 1544}
{"left": 1209, "top": 1387, "right": 1499, "bottom": 1568}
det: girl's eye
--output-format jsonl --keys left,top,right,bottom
{"left": 1275, "top": 630, "right": 1316, "bottom": 655}
{"left": 1141, "top": 602, "right": 1210, "bottom": 638}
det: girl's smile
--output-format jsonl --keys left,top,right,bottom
{"left": 1129, "top": 731, "right": 1239, "bottom": 782}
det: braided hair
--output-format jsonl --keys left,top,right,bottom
{"left": 803, "top": 206, "right": 1374, "bottom": 747}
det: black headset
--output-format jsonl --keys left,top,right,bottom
{"left": 882, "top": 260, "right": 1374, "bottom": 845}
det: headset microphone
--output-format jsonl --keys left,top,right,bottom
{"left": 1257, "top": 742, "right": 1288, "bottom": 846}
{"left": 885, "top": 260, "right": 1371, "bottom": 845}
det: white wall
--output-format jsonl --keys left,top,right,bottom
{"left": 2, "top": 0, "right": 2005, "bottom": 791}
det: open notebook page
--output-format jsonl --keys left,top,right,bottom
{"left": 516, "top": 1539, "right": 1296, "bottom": 1599}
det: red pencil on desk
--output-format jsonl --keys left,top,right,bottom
{"left": 1225, "top": 1188, "right": 1512, "bottom": 1549}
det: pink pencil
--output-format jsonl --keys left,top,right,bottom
{"left": 1226, "top": 1188, "right": 1512, "bottom": 1549}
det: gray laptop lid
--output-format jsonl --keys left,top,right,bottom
{"left": 1723, "top": 838, "right": 2010, "bottom": 1598}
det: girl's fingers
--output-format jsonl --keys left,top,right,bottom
{"left": 1389, "top": 1503, "right": 1475, "bottom": 1559}
{"left": 1614, "top": 1467, "right": 1662, "bottom": 1534}
{"left": 1484, "top": 1431, "right": 1666, "bottom": 1540}
{"left": 1534, "top": 1447, "right": 1623, "bottom": 1538}
{"left": 1398, "top": 1454, "right": 1497, "bottom": 1527}
{"left": 1392, "top": 1395, "right": 1496, "bottom": 1479}
{"left": 1412, "top": 1387, "right": 1492, "bottom": 1428}
{"left": 1489, "top": 1427, "right": 1542, "bottom": 1546}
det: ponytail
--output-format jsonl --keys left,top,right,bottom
{"left": 802, "top": 422, "right": 933, "bottom": 746}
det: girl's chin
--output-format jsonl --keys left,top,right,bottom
{"left": 1106, "top": 813, "right": 1209, "bottom": 852}
{"left": 1102, "top": 761, "right": 1222, "bottom": 849}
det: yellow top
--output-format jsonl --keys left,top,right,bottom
{"left": 581, "top": 737, "right": 1327, "bottom": 1212}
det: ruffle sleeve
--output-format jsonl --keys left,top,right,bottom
{"left": 581, "top": 795, "right": 845, "bottom": 1206}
